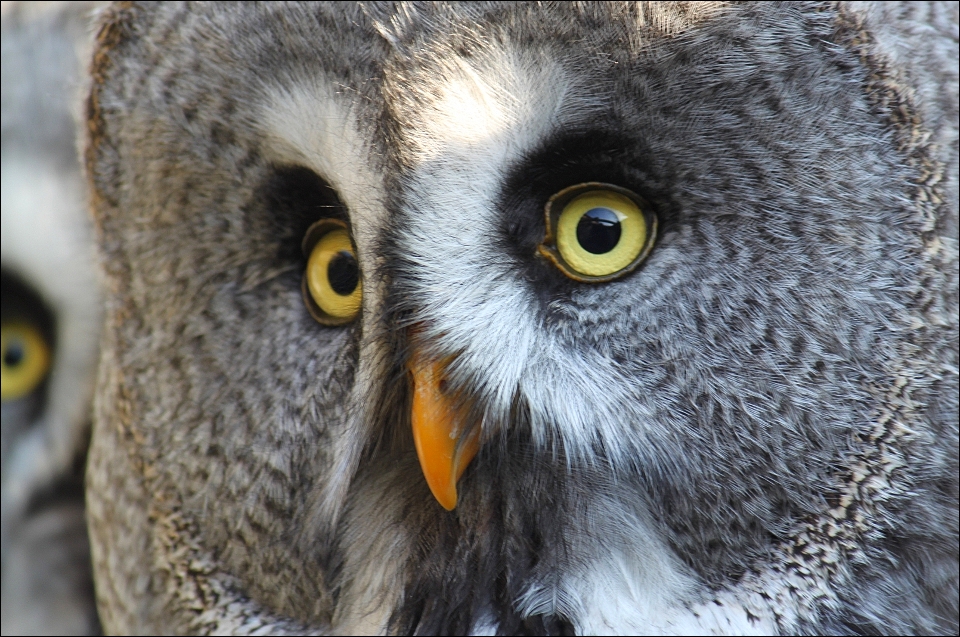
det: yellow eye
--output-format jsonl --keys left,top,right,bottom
{"left": 538, "top": 182, "right": 657, "bottom": 281}
{"left": 301, "top": 219, "right": 362, "bottom": 325}
{"left": 1, "top": 322, "right": 51, "bottom": 402}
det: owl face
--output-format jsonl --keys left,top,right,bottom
{"left": 2, "top": 4, "right": 103, "bottom": 634}
{"left": 85, "top": 2, "right": 958, "bottom": 635}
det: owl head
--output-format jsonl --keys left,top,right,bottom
{"left": 2, "top": 2, "right": 102, "bottom": 633}
{"left": 84, "top": 2, "right": 958, "bottom": 634}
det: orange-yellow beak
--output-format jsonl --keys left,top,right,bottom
{"left": 409, "top": 350, "right": 481, "bottom": 510}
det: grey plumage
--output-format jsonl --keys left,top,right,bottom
{"left": 1, "top": 2, "right": 102, "bottom": 634}
{"left": 84, "top": 2, "right": 958, "bottom": 634}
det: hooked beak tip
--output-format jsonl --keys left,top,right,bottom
{"left": 409, "top": 351, "right": 481, "bottom": 510}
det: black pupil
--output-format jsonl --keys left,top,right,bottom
{"left": 327, "top": 251, "right": 359, "bottom": 296}
{"left": 576, "top": 207, "right": 622, "bottom": 254}
{"left": 4, "top": 340, "right": 25, "bottom": 368}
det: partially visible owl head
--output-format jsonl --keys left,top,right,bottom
{"left": 84, "top": 2, "right": 958, "bottom": 634}
{"left": 2, "top": 2, "right": 102, "bottom": 634}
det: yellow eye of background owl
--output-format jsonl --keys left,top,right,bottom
{"left": 539, "top": 183, "right": 657, "bottom": 281}
{"left": 301, "top": 219, "right": 362, "bottom": 325}
{"left": 1, "top": 322, "right": 51, "bottom": 402}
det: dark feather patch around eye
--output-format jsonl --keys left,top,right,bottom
{"left": 1, "top": 271, "right": 56, "bottom": 358}
{"left": 496, "top": 127, "right": 672, "bottom": 262}
{"left": 259, "top": 165, "right": 349, "bottom": 268}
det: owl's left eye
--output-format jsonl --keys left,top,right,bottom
{"left": 1, "top": 322, "right": 51, "bottom": 402}
{"left": 301, "top": 219, "right": 362, "bottom": 325}
{"left": 538, "top": 182, "right": 657, "bottom": 282}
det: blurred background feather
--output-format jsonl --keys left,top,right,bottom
{"left": 1, "top": 2, "right": 102, "bottom": 633}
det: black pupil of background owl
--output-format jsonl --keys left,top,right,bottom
{"left": 576, "top": 207, "right": 622, "bottom": 254}
{"left": 327, "top": 251, "right": 359, "bottom": 296}
{"left": 4, "top": 340, "right": 25, "bottom": 368}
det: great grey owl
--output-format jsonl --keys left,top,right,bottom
{"left": 2, "top": 3, "right": 102, "bottom": 634}
{"left": 84, "top": 2, "right": 958, "bottom": 634}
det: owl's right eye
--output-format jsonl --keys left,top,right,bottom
{"left": 1, "top": 322, "right": 51, "bottom": 402}
{"left": 301, "top": 219, "right": 362, "bottom": 325}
